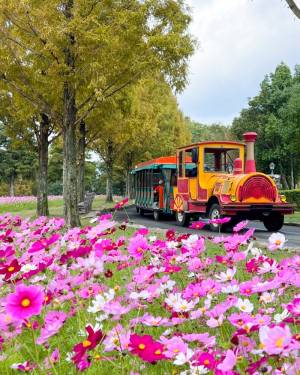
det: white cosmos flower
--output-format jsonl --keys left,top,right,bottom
{"left": 268, "top": 232, "right": 286, "bottom": 250}
{"left": 158, "top": 280, "right": 176, "bottom": 293}
{"left": 274, "top": 309, "right": 290, "bottom": 323}
{"left": 236, "top": 298, "right": 254, "bottom": 313}
{"left": 173, "top": 348, "right": 194, "bottom": 365}
{"left": 129, "top": 290, "right": 150, "bottom": 300}
{"left": 180, "top": 366, "right": 209, "bottom": 375}
{"left": 221, "top": 284, "right": 239, "bottom": 294}
{"left": 21, "top": 264, "right": 37, "bottom": 273}
{"left": 165, "top": 293, "right": 198, "bottom": 313}
{"left": 260, "top": 292, "right": 275, "bottom": 304}
{"left": 148, "top": 235, "right": 157, "bottom": 242}
{"left": 88, "top": 289, "right": 115, "bottom": 313}
{"left": 258, "top": 261, "right": 278, "bottom": 274}
{"left": 215, "top": 267, "right": 236, "bottom": 282}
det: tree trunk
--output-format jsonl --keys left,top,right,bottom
{"left": 62, "top": 0, "right": 80, "bottom": 227}
{"left": 105, "top": 140, "right": 114, "bottom": 202}
{"left": 291, "top": 157, "right": 295, "bottom": 189}
{"left": 126, "top": 171, "right": 134, "bottom": 198}
{"left": 106, "top": 175, "right": 113, "bottom": 202}
{"left": 281, "top": 174, "right": 290, "bottom": 190}
{"left": 9, "top": 173, "right": 15, "bottom": 197}
{"left": 77, "top": 121, "right": 86, "bottom": 203}
{"left": 36, "top": 113, "right": 49, "bottom": 216}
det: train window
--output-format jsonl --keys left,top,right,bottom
{"left": 185, "top": 148, "right": 198, "bottom": 178}
{"left": 204, "top": 148, "right": 240, "bottom": 173}
{"left": 178, "top": 151, "right": 184, "bottom": 177}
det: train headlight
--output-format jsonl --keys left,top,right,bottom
{"left": 230, "top": 195, "right": 237, "bottom": 202}
{"left": 280, "top": 195, "right": 287, "bottom": 203}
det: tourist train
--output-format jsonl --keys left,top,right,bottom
{"left": 131, "top": 132, "right": 294, "bottom": 231}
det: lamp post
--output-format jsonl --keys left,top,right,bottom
{"left": 269, "top": 162, "right": 275, "bottom": 176}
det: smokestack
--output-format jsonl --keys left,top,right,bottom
{"left": 243, "top": 132, "right": 257, "bottom": 173}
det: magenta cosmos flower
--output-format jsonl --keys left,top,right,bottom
{"left": 6, "top": 284, "right": 44, "bottom": 320}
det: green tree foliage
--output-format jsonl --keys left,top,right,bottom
{"left": 0, "top": 0, "right": 195, "bottom": 226}
{"left": 186, "top": 118, "right": 234, "bottom": 143}
{"left": 90, "top": 76, "right": 191, "bottom": 200}
{"left": 232, "top": 63, "right": 300, "bottom": 189}
{"left": 0, "top": 123, "right": 37, "bottom": 195}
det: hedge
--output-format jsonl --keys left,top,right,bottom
{"left": 280, "top": 189, "right": 300, "bottom": 210}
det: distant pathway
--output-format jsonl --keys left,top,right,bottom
{"left": 110, "top": 206, "right": 300, "bottom": 249}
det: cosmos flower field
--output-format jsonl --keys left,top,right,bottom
{"left": 0, "top": 212, "right": 299, "bottom": 374}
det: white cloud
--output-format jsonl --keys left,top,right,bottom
{"left": 178, "top": 0, "right": 300, "bottom": 124}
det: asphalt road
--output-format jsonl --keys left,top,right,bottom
{"left": 113, "top": 206, "right": 300, "bottom": 249}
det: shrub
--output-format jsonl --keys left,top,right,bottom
{"left": 280, "top": 189, "right": 300, "bottom": 209}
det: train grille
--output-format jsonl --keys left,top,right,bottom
{"left": 239, "top": 176, "right": 276, "bottom": 202}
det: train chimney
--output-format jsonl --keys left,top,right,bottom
{"left": 243, "top": 132, "right": 257, "bottom": 173}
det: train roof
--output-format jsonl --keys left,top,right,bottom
{"left": 176, "top": 141, "right": 245, "bottom": 150}
{"left": 132, "top": 156, "right": 176, "bottom": 173}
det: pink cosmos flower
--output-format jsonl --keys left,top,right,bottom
{"left": 114, "top": 197, "right": 129, "bottom": 210}
{"left": 128, "top": 234, "right": 148, "bottom": 259}
{"left": 189, "top": 221, "right": 206, "bottom": 230}
{"left": 129, "top": 334, "right": 166, "bottom": 362}
{"left": 159, "top": 336, "right": 188, "bottom": 358}
{"left": 209, "top": 217, "right": 231, "bottom": 225}
{"left": 233, "top": 220, "right": 248, "bottom": 232}
{"left": 37, "top": 311, "right": 67, "bottom": 345}
{"left": 6, "top": 284, "right": 44, "bottom": 320}
{"left": 259, "top": 325, "right": 292, "bottom": 355}
{"left": 217, "top": 349, "right": 236, "bottom": 371}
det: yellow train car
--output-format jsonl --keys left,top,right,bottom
{"left": 172, "top": 132, "right": 294, "bottom": 231}
{"left": 132, "top": 133, "right": 294, "bottom": 231}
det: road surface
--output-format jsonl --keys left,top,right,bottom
{"left": 113, "top": 206, "right": 300, "bottom": 249}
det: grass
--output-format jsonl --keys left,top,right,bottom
{"left": 0, "top": 196, "right": 129, "bottom": 220}
{"left": 284, "top": 210, "right": 300, "bottom": 224}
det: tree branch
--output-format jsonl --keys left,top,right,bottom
{"left": 285, "top": 0, "right": 300, "bottom": 19}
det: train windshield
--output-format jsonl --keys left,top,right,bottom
{"left": 204, "top": 148, "right": 240, "bottom": 173}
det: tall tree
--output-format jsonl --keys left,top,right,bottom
{"left": 0, "top": 0, "right": 194, "bottom": 226}
{"left": 232, "top": 63, "right": 300, "bottom": 188}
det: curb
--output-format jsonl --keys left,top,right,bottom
{"left": 284, "top": 222, "right": 300, "bottom": 228}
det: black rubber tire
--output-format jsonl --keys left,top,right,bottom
{"left": 176, "top": 211, "right": 190, "bottom": 227}
{"left": 139, "top": 208, "right": 145, "bottom": 217}
{"left": 263, "top": 212, "right": 284, "bottom": 232}
{"left": 208, "top": 203, "right": 222, "bottom": 232}
{"left": 153, "top": 210, "right": 161, "bottom": 221}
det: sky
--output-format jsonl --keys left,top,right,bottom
{"left": 177, "top": 0, "right": 300, "bottom": 125}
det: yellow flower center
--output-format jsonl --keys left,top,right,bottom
{"left": 138, "top": 344, "right": 145, "bottom": 350}
{"left": 8, "top": 266, "right": 15, "bottom": 272}
{"left": 44, "top": 296, "right": 49, "bottom": 301}
{"left": 21, "top": 298, "right": 31, "bottom": 307}
{"left": 137, "top": 247, "right": 143, "bottom": 253}
{"left": 94, "top": 354, "right": 101, "bottom": 360}
{"left": 275, "top": 240, "right": 281, "bottom": 246}
{"left": 173, "top": 348, "right": 180, "bottom": 353}
{"left": 204, "top": 359, "right": 210, "bottom": 365}
{"left": 82, "top": 340, "right": 92, "bottom": 348}
{"left": 155, "top": 349, "right": 161, "bottom": 355}
{"left": 240, "top": 305, "right": 246, "bottom": 311}
{"left": 275, "top": 338, "right": 284, "bottom": 348}
{"left": 242, "top": 341, "right": 249, "bottom": 347}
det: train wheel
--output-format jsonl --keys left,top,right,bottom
{"left": 208, "top": 203, "right": 221, "bottom": 232}
{"left": 176, "top": 211, "right": 190, "bottom": 227}
{"left": 136, "top": 206, "right": 140, "bottom": 213}
{"left": 263, "top": 212, "right": 284, "bottom": 232}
